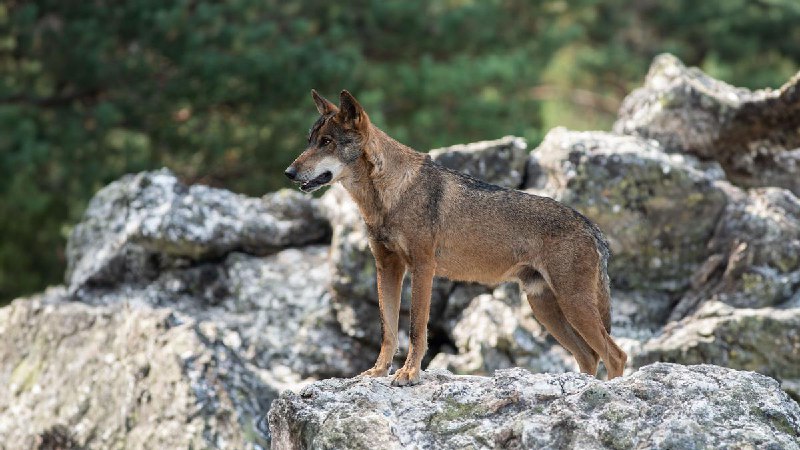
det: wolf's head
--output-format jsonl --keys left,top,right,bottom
{"left": 285, "top": 90, "right": 371, "bottom": 193}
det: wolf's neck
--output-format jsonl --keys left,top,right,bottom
{"left": 342, "top": 125, "right": 423, "bottom": 226}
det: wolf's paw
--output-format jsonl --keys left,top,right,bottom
{"left": 391, "top": 366, "right": 421, "bottom": 387}
{"left": 359, "top": 366, "right": 389, "bottom": 378}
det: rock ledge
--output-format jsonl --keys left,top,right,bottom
{"left": 269, "top": 363, "right": 800, "bottom": 450}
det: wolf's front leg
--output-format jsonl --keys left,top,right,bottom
{"left": 392, "top": 260, "right": 434, "bottom": 386}
{"left": 360, "top": 244, "right": 405, "bottom": 378}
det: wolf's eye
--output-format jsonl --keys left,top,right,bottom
{"left": 319, "top": 137, "right": 332, "bottom": 146}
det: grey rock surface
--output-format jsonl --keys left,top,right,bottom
{"left": 77, "top": 245, "right": 368, "bottom": 383}
{"left": 269, "top": 363, "right": 800, "bottom": 450}
{"left": 615, "top": 53, "right": 800, "bottom": 195}
{"left": 673, "top": 186, "right": 800, "bottom": 317}
{"left": 429, "top": 135, "right": 528, "bottom": 188}
{"left": 635, "top": 302, "right": 800, "bottom": 400}
{"left": 9, "top": 55, "right": 800, "bottom": 449}
{"left": 532, "top": 128, "right": 728, "bottom": 292}
{"left": 429, "top": 286, "right": 575, "bottom": 377}
{"left": 0, "top": 289, "right": 274, "bottom": 449}
{"left": 66, "top": 168, "right": 329, "bottom": 293}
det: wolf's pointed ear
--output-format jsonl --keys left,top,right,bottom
{"left": 338, "top": 90, "right": 368, "bottom": 130}
{"left": 311, "top": 89, "right": 338, "bottom": 115}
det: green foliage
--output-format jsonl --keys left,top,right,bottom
{"left": 1, "top": 0, "right": 798, "bottom": 302}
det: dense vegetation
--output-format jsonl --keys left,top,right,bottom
{"left": 2, "top": 0, "right": 798, "bottom": 302}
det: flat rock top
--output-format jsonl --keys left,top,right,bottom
{"left": 269, "top": 363, "right": 800, "bottom": 450}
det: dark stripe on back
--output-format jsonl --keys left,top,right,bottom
{"left": 426, "top": 157, "right": 507, "bottom": 193}
{"left": 421, "top": 158, "right": 445, "bottom": 227}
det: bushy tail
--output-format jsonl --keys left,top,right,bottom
{"left": 574, "top": 208, "right": 613, "bottom": 333}
{"left": 591, "top": 222, "right": 613, "bottom": 333}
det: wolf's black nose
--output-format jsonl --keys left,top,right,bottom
{"left": 284, "top": 166, "right": 297, "bottom": 180}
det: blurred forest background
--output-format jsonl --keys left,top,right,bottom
{"left": 1, "top": 0, "right": 799, "bottom": 303}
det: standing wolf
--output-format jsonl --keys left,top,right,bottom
{"left": 286, "top": 90, "right": 628, "bottom": 386}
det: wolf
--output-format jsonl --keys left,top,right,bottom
{"left": 285, "top": 90, "right": 628, "bottom": 386}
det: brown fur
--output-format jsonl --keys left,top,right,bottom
{"left": 287, "top": 90, "right": 628, "bottom": 385}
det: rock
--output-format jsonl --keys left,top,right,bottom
{"left": 635, "top": 301, "right": 800, "bottom": 400}
{"left": 429, "top": 285, "right": 576, "bottom": 377}
{"left": 615, "top": 53, "right": 800, "bottom": 195}
{"left": 76, "top": 245, "right": 368, "bottom": 382}
{"left": 531, "top": 128, "right": 728, "bottom": 292}
{"left": 431, "top": 285, "right": 658, "bottom": 379}
{"left": 268, "top": 363, "right": 800, "bottom": 450}
{"left": 66, "top": 168, "right": 330, "bottom": 293}
{"left": 0, "top": 290, "right": 275, "bottom": 449}
{"left": 672, "top": 186, "right": 800, "bottom": 317}
{"left": 610, "top": 290, "right": 674, "bottom": 333}
{"left": 429, "top": 136, "right": 528, "bottom": 188}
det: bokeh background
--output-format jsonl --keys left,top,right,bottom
{"left": 2, "top": 0, "right": 799, "bottom": 303}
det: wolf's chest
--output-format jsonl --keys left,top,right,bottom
{"left": 367, "top": 223, "right": 412, "bottom": 257}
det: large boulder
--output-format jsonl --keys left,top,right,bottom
{"left": 66, "top": 169, "right": 329, "bottom": 294}
{"left": 268, "top": 363, "right": 800, "bottom": 450}
{"left": 614, "top": 53, "right": 800, "bottom": 195}
{"left": 0, "top": 290, "right": 274, "bottom": 449}
{"left": 429, "top": 135, "right": 529, "bottom": 188}
{"left": 3, "top": 165, "right": 378, "bottom": 448}
{"left": 429, "top": 285, "right": 660, "bottom": 379}
{"left": 75, "top": 244, "right": 369, "bottom": 383}
{"left": 673, "top": 186, "right": 800, "bottom": 317}
{"left": 635, "top": 301, "right": 800, "bottom": 400}
{"left": 429, "top": 284, "right": 576, "bottom": 377}
{"left": 531, "top": 128, "right": 728, "bottom": 292}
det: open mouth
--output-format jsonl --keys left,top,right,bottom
{"left": 300, "top": 171, "right": 333, "bottom": 193}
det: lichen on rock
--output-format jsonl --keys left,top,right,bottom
{"left": 269, "top": 363, "right": 800, "bottom": 450}
{"left": 615, "top": 53, "right": 800, "bottom": 195}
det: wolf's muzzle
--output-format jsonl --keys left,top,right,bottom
{"left": 299, "top": 171, "right": 332, "bottom": 193}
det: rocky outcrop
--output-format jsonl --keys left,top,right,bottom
{"left": 531, "top": 128, "right": 728, "bottom": 292}
{"left": 429, "top": 136, "right": 529, "bottom": 188}
{"left": 269, "top": 363, "right": 800, "bottom": 450}
{"left": 66, "top": 169, "right": 329, "bottom": 294}
{"left": 0, "top": 289, "right": 274, "bottom": 449}
{"left": 671, "top": 186, "right": 800, "bottom": 318}
{"left": 614, "top": 53, "right": 800, "bottom": 195}
{"left": 635, "top": 302, "right": 800, "bottom": 400}
{"left": 72, "top": 243, "right": 368, "bottom": 382}
{"left": 4, "top": 54, "right": 800, "bottom": 448}
{"left": 429, "top": 284, "right": 575, "bottom": 377}
{"left": 0, "top": 167, "right": 366, "bottom": 448}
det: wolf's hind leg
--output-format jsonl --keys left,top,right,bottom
{"left": 523, "top": 281, "right": 600, "bottom": 375}
{"left": 551, "top": 284, "right": 627, "bottom": 379}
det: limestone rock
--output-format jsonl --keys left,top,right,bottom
{"left": 429, "top": 135, "right": 528, "bottom": 188}
{"left": 430, "top": 285, "right": 657, "bottom": 379}
{"left": 635, "top": 301, "right": 800, "bottom": 400}
{"left": 673, "top": 186, "right": 800, "bottom": 317}
{"left": 269, "top": 363, "right": 800, "bottom": 450}
{"left": 615, "top": 53, "right": 800, "bottom": 195}
{"left": 76, "top": 245, "right": 368, "bottom": 382}
{"left": 0, "top": 291, "right": 274, "bottom": 449}
{"left": 66, "top": 168, "right": 329, "bottom": 293}
{"left": 531, "top": 128, "right": 728, "bottom": 291}
{"left": 429, "top": 285, "right": 575, "bottom": 377}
